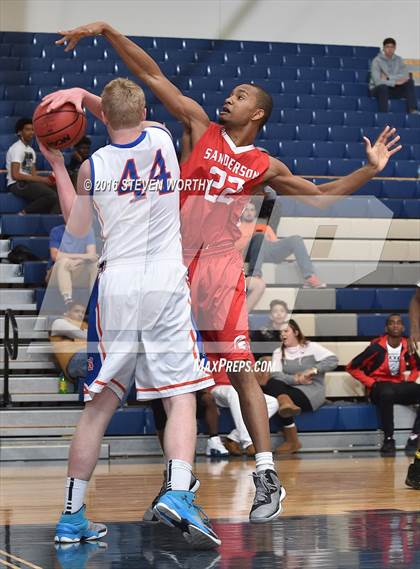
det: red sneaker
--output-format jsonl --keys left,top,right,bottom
{"left": 303, "top": 275, "right": 327, "bottom": 288}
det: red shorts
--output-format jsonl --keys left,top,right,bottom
{"left": 187, "top": 247, "right": 253, "bottom": 367}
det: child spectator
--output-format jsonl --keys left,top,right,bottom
{"left": 347, "top": 314, "right": 420, "bottom": 457}
{"left": 68, "top": 136, "right": 91, "bottom": 185}
{"left": 6, "top": 118, "right": 60, "bottom": 214}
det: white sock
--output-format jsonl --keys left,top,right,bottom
{"left": 255, "top": 452, "right": 275, "bottom": 474}
{"left": 166, "top": 459, "right": 192, "bottom": 491}
{"left": 64, "top": 477, "right": 88, "bottom": 514}
{"left": 284, "top": 423, "right": 295, "bottom": 429}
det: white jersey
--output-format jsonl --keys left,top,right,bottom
{"left": 90, "top": 126, "right": 181, "bottom": 264}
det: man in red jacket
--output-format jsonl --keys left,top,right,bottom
{"left": 347, "top": 314, "right": 420, "bottom": 457}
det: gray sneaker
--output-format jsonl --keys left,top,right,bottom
{"left": 249, "top": 469, "right": 286, "bottom": 523}
{"left": 143, "top": 472, "right": 200, "bottom": 522}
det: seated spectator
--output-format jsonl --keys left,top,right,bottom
{"left": 210, "top": 368, "right": 279, "bottom": 457}
{"left": 369, "top": 38, "right": 418, "bottom": 113}
{"left": 260, "top": 319, "right": 338, "bottom": 454}
{"left": 49, "top": 303, "right": 87, "bottom": 389}
{"left": 347, "top": 314, "right": 420, "bottom": 457}
{"left": 6, "top": 118, "right": 60, "bottom": 214}
{"left": 236, "top": 202, "right": 326, "bottom": 294}
{"left": 67, "top": 136, "right": 91, "bottom": 185}
{"left": 251, "top": 299, "right": 289, "bottom": 359}
{"left": 46, "top": 224, "right": 98, "bottom": 306}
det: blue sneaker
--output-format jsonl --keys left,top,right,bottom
{"left": 153, "top": 490, "right": 221, "bottom": 549}
{"left": 55, "top": 541, "right": 107, "bottom": 568}
{"left": 54, "top": 505, "right": 107, "bottom": 543}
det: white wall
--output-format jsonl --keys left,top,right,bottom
{"left": 1, "top": 0, "right": 419, "bottom": 58}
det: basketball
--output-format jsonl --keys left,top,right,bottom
{"left": 33, "top": 102, "right": 87, "bottom": 149}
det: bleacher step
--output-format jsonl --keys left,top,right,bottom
{"left": 0, "top": 315, "right": 48, "bottom": 339}
{"left": 11, "top": 394, "right": 79, "bottom": 403}
{"left": 0, "top": 408, "right": 81, "bottom": 428}
{"left": 0, "top": 443, "right": 108, "bottom": 461}
{"left": 0, "top": 375, "right": 61, "bottom": 393}
{"left": 0, "top": 240, "right": 10, "bottom": 258}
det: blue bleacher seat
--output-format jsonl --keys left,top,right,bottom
{"left": 93, "top": 73, "right": 119, "bottom": 91}
{"left": 14, "top": 101, "right": 37, "bottom": 116}
{"left": 0, "top": 57, "right": 21, "bottom": 70}
{"left": 250, "top": 78, "right": 282, "bottom": 93}
{"left": 0, "top": 134, "right": 17, "bottom": 151}
{"left": 395, "top": 129, "right": 420, "bottom": 145}
{"left": 326, "top": 69, "right": 357, "bottom": 82}
{"left": 62, "top": 73, "right": 92, "bottom": 89}
{"left": 33, "top": 32, "right": 63, "bottom": 46}
{"left": 254, "top": 53, "right": 283, "bottom": 67}
{"left": 410, "top": 145, "right": 420, "bottom": 161}
{"left": 0, "top": 45, "right": 11, "bottom": 57}
{"left": 240, "top": 40, "right": 270, "bottom": 53}
{"left": 3, "top": 32, "right": 34, "bottom": 44}
{"left": 281, "top": 109, "right": 312, "bottom": 124}
{"left": 29, "top": 71, "right": 62, "bottom": 87}
{"left": 152, "top": 37, "right": 184, "bottom": 50}
{"left": 270, "top": 43, "right": 298, "bottom": 55}
{"left": 0, "top": 101, "right": 15, "bottom": 115}
{"left": 282, "top": 54, "right": 312, "bottom": 68}
{"left": 374, "top": 162, "right": 395, "bottom": 178}
{"left": 281, "top": 80, "right": 312, "bottom": 94}
{"left": 268, "top": 66, "right": 297, "bottom": 80}
{"left": 297, "top": 125, "right": 328, "bottom": 141}
{"left": 341, "top": 57, "right": 369, "bottom": 70}
{"left": 211, "top": 39, "right": 242, "bottom": 52}
{"left": 51, "top": 59, "right": 84, "bottom": 73}
{"left": 295, "top": 158, "right": 328, "bottom": 175}
{"left": 184, "top": 39, "right": 213, "bottom": 51}
{"left": 10, "top": 44, "right": 44, "bottom": 58}
{"left": 272, "top": 94, "right": 297, "bottom": 108}
{"left": 353, "top": 46, "right": 378, "bottom": 59}
{"left": 194, "top": 50, "right": 225, "bottom": 64}
{"left": 224, "top": 52, "right": 255, "bottom": 65}
{"left": 74, "top": 45, "right": 107, "bottom": 60}
{"left": 88, "top": 135, "right": 107, "bottom": 152}
{"left": 394, "top": 161, "right": 418, "bottom": 178}
{"left": 192, "top": 77, "right": 221, "bottom": 91}
{"left": 19, "top": 57, "right": 52, "bottom": 72}
{"left": 345, "top": 142, "right": 367, "bottom": 159}
{"left": 389, "top": 99, "right": 407, "bottom": 113}
{"left": 329, "top": 95, "right": 358, "bottom": 111}
{"left": 296, "top": 94, "right": 328, "bottom": 110}
{"left": 375, "top": 288, "right": 415, "bottom": 310}
{"left": 312, "top": 82, "right": 342, "bottom": 96}
{"left": 24, "top": 261, "right": 47, "bottom": 285}
{"left": 85, "top": 59, "right": 117, "bottom": 74}
{"left": 381, "top": 198, "right": 402, "bottom": 216}
{"left": 313, "top": 141, "right": 346, "bottom": 158}
{"left": 405, "top": 113, "right": 420, "bottom": 129}
{"left": 200, "top": 92, "right": 221, "bottom": 106}
{"left": 297, "top": 44, "right": 325, "bottom": 56}
{"left": 312, "top": 55, "right": 341, "bottom": 69}
{"left": 336, "top": 288, "right": 376, "bottom": 310}
{"left": 278, "top": 141, "right": 313, "bottom": 157}
{"left": 312, "top": 110, "right": 344, "bottom": 125}
{"left": 381, "top": 180, "right": 417, "bottom": 199}
{"left": 262, "top": 124, "right": 296, "bottom": 141}
{"left": 0, "top": 193, "right": 26, "bottom": 213}
{"left": 127, "top": 36, "right": 156, "bottom": 49}
{"left": 238, "top": 64, "right": 267, "bottom": 79}
{"left": 297, "top": 68, "right": 326, "bottom": 82}
{"left": 329, "top": 126, "right": 361, "bottom": 142}
{"left": 344, "top": 110, "right": 375, "bottom": 127}
{"left": 356, "top": 179, "right": 382, "bottom": 196}
{"left": 341, "top": 83, "right": 368, "bottom": 97}
{"left": 42, "top": 46, "right": 75, "bottom": 59}
{"left": 403, "top": 199, "right": 420, "bottom": 218}
{"left": 328, "top": 158, "right": 364, "bottom": 176}
{"left": 0, "top": 151, "right": 5, "bottom": 168}
{"left": 374, "top": 112, "right": 406, "bottom": 128}
{"left": 0, "top": 117, "right": 20, "bottom": 134}
{"left": 0, "top": 70, "right": 29, "bottom": 84}
{"left": 326, "top": 45, "right": 354, "bottom": 57}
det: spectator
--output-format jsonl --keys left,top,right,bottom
{"left": 261, "top": 319, "right": 338, "bottom": 454}
{"left": 236, "top": 201, "right": 326, "bottom": 292}
{"left": 251, "top": 300, "right": 289, "bottom": 359}
{"left": 211, "top": 368, "right": 279, "bottom": 457}
{"left": 347, "top": 314, "right": 420, "bottom": 457}
{"left": 46, "top": 224, "right": 98, "bottom": 306}
{"left": 369, "top": 38, "right": 419, "bottom": 113}
{"left": 6, "top": 118, "right": 60, "bottom": 214}
{"left": 49, "top": 303, "right": 87, "bottom": 389}
{"left": 68, "top": 136, "right": 91, "bottom": 185}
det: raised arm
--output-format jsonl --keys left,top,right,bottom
{"left": 264, "top": 126, "right": 401, "bottom": 207}
{"left": 55, "top": 22, "right": 210, "bottom": 136}
{"left": 42, "top": 87, "right": 103, "bottom": 120}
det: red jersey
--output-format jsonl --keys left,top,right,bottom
{"left": 180, "top": 122, "right": 270, "bottom": 253}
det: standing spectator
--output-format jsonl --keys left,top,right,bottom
{"left": 407, "top": 282, "right": 420, "bottom": 489}
{"left": 50, "top": 303, "right": 87, "bottom": 389}
{"left": 67, "top": 136, "right": 91, "bottom": 185}
{"left": 6, "top": 118, "right": 60, "bottom": 214}
{"left": 369, "top": 38, "right": 418, "bottom": 113}
{"left": 46, "top": 224, "right": 97, "bottom": 306}
{"left": 236, "top": 202, "right": 326, "bottom": 291}
{"left": 346, "top": 314, "right": 420, "bottom": 457}
{"left": 262, "top": 320, "right": 338, "bottom": 454}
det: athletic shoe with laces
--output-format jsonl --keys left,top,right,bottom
{"left": 249, "top": 469, "right": 286, "bottom": 523}
{"left": 54, "top": 505, "right": 107, "bottom": 543}
{"left": 303, "top": 275, "right": 327, "bottom": 289}
{"left": 380, "top": 437, "right": 396, "bottom": 457}
{"left": 405, "top": 461, "right": 420, "bottom": 489}
{"left": 205, "top": 436, "right": 229, "bottom": 457}
{"left": 143, "top": 472, "right": 200, "bottom": 522}
{"left": 153, "top": 490, "right": 221, "bottom": 549}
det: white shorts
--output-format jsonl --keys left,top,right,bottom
{"left": 85, "top": 260, "right": 214, "bottom": 402}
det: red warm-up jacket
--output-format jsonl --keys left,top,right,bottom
{"left": 346, "top": 335, "right": 420, "bottom": 390}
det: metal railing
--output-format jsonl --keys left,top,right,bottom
{"left": 2, "top": 309, "right": 19, "bottom": 407}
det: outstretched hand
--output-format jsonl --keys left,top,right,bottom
{"left": 363, "top": 125, "right": 402, "bottom": 173}
{"left": 56, "top": 21, "right": 107, "bottom": 51}
{"left": 40, "top": 87, "right": 85, "bottom": 114}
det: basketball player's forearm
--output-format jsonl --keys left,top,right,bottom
{"left": 82, "top": 91, "right": 102, "bottom": 120}
{"left": 102, "top": 24, "right": 162, "bottom": 83}
{"left": 409, "top": 296, "right": 420, "bottom": 337}
{"left": 50, "top": 161, "right": 76, "bottom": 221}
{"left": 318, "top": 164, "right": 379, "bottom": 198}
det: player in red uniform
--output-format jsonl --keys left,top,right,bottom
{"left": 46, "top": 22, "right": 401, "bottom": 522}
